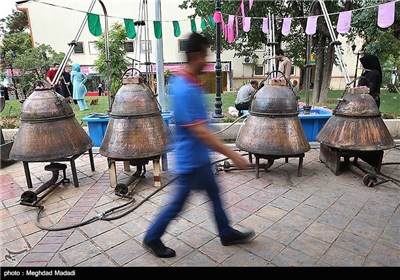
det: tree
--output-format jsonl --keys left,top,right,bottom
{"left": 0, "top": 8, "right": 64, "bottom": 98}
{"left": 0, "top": 9, "right": 28, "bottom": 35}
{"left": 94, "top": 23, "right": 129, "bottom": 99}
{"left": 12, "top": 44, "right": 65, "bottom": 96}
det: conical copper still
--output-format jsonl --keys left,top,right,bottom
{"left": 316, "top": 92, "right": 395, "bottom": 150}
{"left": 10, "top": 88, "right": 93, "bottom": 161}
{"left": 236, "top": 84, "right": 310, "bottom": 155}
{"left": 100, "top": 76, "right": 170, "bottom": 160}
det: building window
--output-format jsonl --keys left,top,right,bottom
{"left": 178, "top": 40, "right": 187, "bottom": 53}
{"left": 88, "top": 42, "right": 100, "bottom": 55}
{"left": 291, "top": 66, "right": 295, "bottom": 75}
{"left": 254, "top": 65, "right": 264, "bottom": 76}
{"left": 140, "top": 40, "right": 151, "bottom": 53}
{"left": 73, "top": 42, "right": 84, "bottom": 54}
{"left": 124, "top": 41, "right": 134, "bottom": 53}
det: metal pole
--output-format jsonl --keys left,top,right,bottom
{"left": 213, "top": 0, "right": 223, "bottom": 119}
{"left": 98, "top": 0, "right": 111, "bottom": 112}
{"left": 155, "top": 0, "right": 166, "bottom": 111}
{"left": 9, "top": 63, "right": 18, "bottom": 100}
{"left": 304, "top": 35, "right": 312, "bottom": 113}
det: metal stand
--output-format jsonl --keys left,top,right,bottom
{"left": 319, "top": 143, "right": 383, "bottom": 175}
{"left": 108, "top": 155, "right": 162, "bottom": 189}
{"left": 253, "top": 153, "right": 305, "bottom": 178}
{"left": 22, "top": 149, "right": 95, "bottom": 189}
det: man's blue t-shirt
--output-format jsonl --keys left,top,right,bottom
{"left": 169, "top": 74, "right": 211, "bottom": 174}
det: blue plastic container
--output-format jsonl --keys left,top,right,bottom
{"left": 82, "top": 112, "right": 174, "bottom": 147}
{"left": 81, "top": 114, "right": 110, "bottom": 147}
{"left": 298, "top": 108, "right": 332, "bottom": 142}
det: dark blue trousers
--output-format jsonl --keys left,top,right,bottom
{"left": 144, "top": 164, "right": 232, "bottom": 243}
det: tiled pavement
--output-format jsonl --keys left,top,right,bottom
{"left": 1, "top": 143, "right": 399, "bottom": 267}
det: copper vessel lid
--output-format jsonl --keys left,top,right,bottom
{"left": 251, "top": 85, "right": 298, "bottom": 115}
{"left": 334, "top": 92, "right": 380, "bottom": 117}
{"left": 20, "top": 88, "right": 73, "bottom": 121}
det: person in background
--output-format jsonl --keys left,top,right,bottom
{"left": 46, "top": 63, "right": 62, "bottom": 94}
{"left": 358, "top": 54, "right": 382, "bottom": 109}
{"left": 60, "top": 65, "right": 73, "bottom": 103}
{"left": 292, "top": 79, "right": 300, "bottom": 95}
{"left": 275, "top": 48, "right": 292, "bottom": 83}
{"left": 98, "top": 82, "right": 103, "bottom": 96}
{"left": 70, "top": 63, "right": 88, "bottom": 111}
{"left": 234, "top": 80, "right": 259, "bottom": 116}
{"left": 142, "top": 32, "right": 255, "bottom": 259}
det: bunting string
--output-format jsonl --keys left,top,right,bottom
{"left": 24, "top": 0, "right": 400, "bottom": 40}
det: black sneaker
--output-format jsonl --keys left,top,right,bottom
{"left": 220, "top": 229, "right": 256, "bottom": 246}
{"left": 142, "top": 239, "right": 176, "bottom": 258}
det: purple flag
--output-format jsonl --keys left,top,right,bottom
{"left": 235, "top": 16, "right": 239, "bottom": 38}
{"left": 249, "top": 0, "right": 254, "bottom": 10}
{"left": 378, "top": 2, "right": 395, "bottom": 28}
{"left": 337, "top": 11, "right": 352, "bottom": 34}
{"left": 306, "top": 16, "right": 318, "bottom": 35}
{"left": 213, "top": 11, "right": 222, "bottom": 23}
{"left": 243, "top": 17, "right": 251, "bottom": 32}
{"left": 240, "top": 0, "right": 245, "bottom": 28}
{"left": 262, "top": 17, "right": 269, "bottom": 33}
{"left": 228, "top": 15, "right": 235, "bottom": 43}
{"left": 281, "top": 18, "right": 291, "bottom": 36}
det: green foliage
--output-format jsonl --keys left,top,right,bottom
{"left": 11, "top": 44, "right": 65, "bottom": 95}
{"left": 1, "top": 32, "right": 31, "bottom": 57}
{"left": 0, "top": 9, "right": 28, "bottom": 36}
{"left": 93, "top": 23, "right": 129, "bottom": 98}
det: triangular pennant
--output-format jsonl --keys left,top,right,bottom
{"left": 235, "top": 15, "right": 239, "bottom": 38}
{"left": 201, "top": 18, "right": 207, "bottom": 30}
{"left": 337, "top": 11, "right": 352, "bottom": 34}
{"left": 378, "top": 2, "right": 395, "bottom": 28}
{"left": 87, "top": 13, "right": 102, "bottom": 36}
{"left": 228, "top": 15, "right": 235, "bottom": 43}
{"left": 249, "top": 0, "right": 254, "bottom": 10}
{"left": 262, "top": 17, "right": 269, "bottom": 33}
{"left": 191, "top": 19, "right": 197, "bottom": 33}
{"left": 207, "top": 15, "right": 216, "bottom": 28}
{"left": 243, "top": 17, "right": 251, "bottom": 32}
{"left": 173, "top": 21, "right": 181, "bottom": 37}
{"left": 153, "top": 21, "right": 162, "bottom": 39}
{"left": 282, "top": 17, "right": 292, "bottom": 36}
{"left": 305, "top": 16, "right": 318, "bottom": 35}
{"left": 124, "top": 18, "right": 136, "bottom": 39}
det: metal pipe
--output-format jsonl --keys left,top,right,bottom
{"left": 98, "top": 0, "right": 111, "bottom": 112}
{"left": 52, "top": 0, "right": 96, "bottom": 88}
{"left": 213, "top": 0, "right": 223, "bottom": 119}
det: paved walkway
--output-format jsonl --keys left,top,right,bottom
{"left": 1, "top": 143, "right": 399, "bottom": 267}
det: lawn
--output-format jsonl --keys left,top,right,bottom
{"left": 1, "top": 89, "right": 399, "bottom": 128}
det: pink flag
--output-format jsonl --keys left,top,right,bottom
{"left": 222, "top": 18, "right": 228, "bottom": 40}
{"left": 249, "top": 0, "right": 254, "bottom": 10}
{"left": 306, "top": 16, "right": 318, "bottom": 35}
{"left": 221, "top": 18, "right": 225, "bottom": 37}
{"left": 213, "top": 11, "right": 222, "bottom": 23}
{"left": 262, "top": 17, "right": 269, "bottom": 33}
{"left": 240, "top": 0, "right": 245, "bottom": 28}
{"left": 228, "top": 15, "right": 235, "bottom": 43}
{"left": 281, "top": 18, "right": 291, "bottom": 36}
{"left": 337, "top": 11, "right": 352, "bottom": 34}
{"left": 378, "top": 2, "right": 395, "bottom": 28}
{"left": 243, "top": 17, "right": 251, "bottom": 32}
{"left": 235, "top": 16, "right": 239, "bottom": 38}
